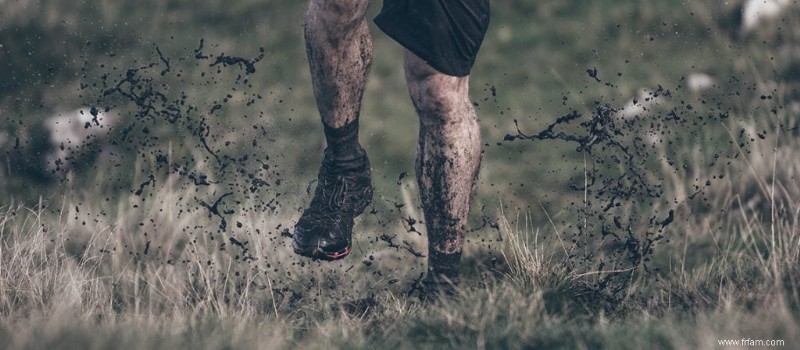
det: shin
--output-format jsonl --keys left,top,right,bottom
{"left": 304, "top": 0, "right": 372, "bottom": 129}
{"left": 403, "top": 50, "right": 482, "bottom": 278}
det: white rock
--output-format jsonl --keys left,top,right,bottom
{"left": 687, "top": 72, "right": 715, "bottom": 93}
{"left": 44, "top": 107, "right": 116, "bottom": 170}
{"left": 742, "top": 0, "right": 792, "bottom": 32}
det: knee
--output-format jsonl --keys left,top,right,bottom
{"left": 404, "top": 52, "right": 439, "bottom": 85}
{"left": 404, "top": 56, "right": 470, "bottom": 121}
{"left": 305, "top": 0, "right": 369, "bottom": 30}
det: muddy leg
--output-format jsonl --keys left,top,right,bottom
{"left": 403, "top": 50, "right": 482, "bottom": 285}
{"left": 304, "top": 0, "right": 372, "bottom": 129}
{"left": 292, "top": 0, "right": 374, "bottom": 260}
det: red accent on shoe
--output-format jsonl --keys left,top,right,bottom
{"left": 314, "top": 246, "right": 351, "bottom": 261}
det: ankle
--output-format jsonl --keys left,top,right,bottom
{"left": 323, "top": 147, "right": 367, "bottom": 173}
{"left": 323, "top": 119, "right": 363, "bottom": 162}
{"left": 427, "top": 250, "right": 462, "bottom": 281}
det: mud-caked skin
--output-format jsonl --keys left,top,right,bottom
{"left": 292, "top": 151, "right": 373, "bottom": 260}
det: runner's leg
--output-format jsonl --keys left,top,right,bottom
{"left": 403, "top": 49, "right": 482, "bottom": 285}
{"left": 293, "top": 0, "right": 373, "bottom": 260}
{"left": 304, "top": 0, "right": 371, "bottom": 130}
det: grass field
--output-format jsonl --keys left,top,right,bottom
{"left": 2, "top": 0, "right": 800, "bottom": 349}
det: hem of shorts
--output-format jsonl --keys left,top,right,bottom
{"left": 374, "top": 20, "right": 472, "bottom": 77}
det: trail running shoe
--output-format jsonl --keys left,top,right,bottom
{"left": 292, "top": 151, "right": 373, "bottom": 260}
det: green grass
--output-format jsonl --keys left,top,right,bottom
{"left": 2, "top": 0, "right": 800, "bottom": 348}
{"left": 0, "top": 154, "right": 798, "bottom": 349}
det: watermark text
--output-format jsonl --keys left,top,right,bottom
{"left": 717, "top": 338, "right": 785, "bottom": 347}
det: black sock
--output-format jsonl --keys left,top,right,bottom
{"left": 323, "top": 119, "right": 365, "bottom": 171}
{"left": 427, "top": 249, "right": 462, "bottom": 281}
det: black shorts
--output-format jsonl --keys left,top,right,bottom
{"left": 374, "top": 0, "right": 490, "bottom": 77}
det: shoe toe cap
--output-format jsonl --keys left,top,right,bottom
{"left": 292, "top": 227, "right": 319, "bottom": 252}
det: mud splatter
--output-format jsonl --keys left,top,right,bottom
{"left": 134, "top": 174, "right": 156, "bottom": 196}
{"left": 209, "top": 49, "right": 265, "bottom": 75}
{"left": 500, "top": 75, "right": 765, "bottom": 300}
{"left": 199, "top": 192, "right": 234, "bottom": 231}
{"left": 80, "top": 43, "right": 285, "bottom": 231}
{"left": 28, "top": 28, "right": 780, "bottom": 309}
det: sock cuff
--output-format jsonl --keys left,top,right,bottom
{"left": 427, "top": 249, "right": 462, "bottom": 277}
{"left": 323, "top": 119, "right": 359, "bottom": 145}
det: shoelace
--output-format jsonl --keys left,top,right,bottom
{"left": 324, "top": 175, "right": 349, "bottom": 211}
{"left": 308, "top": 172, "right": 360, "bottom": 214}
